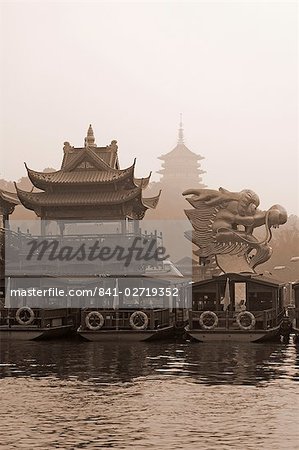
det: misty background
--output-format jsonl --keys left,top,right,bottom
{"left": 0, "top": 1, "right": 297, "bottom": 215}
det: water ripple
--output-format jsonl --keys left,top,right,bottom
{"left": 0, "top": 340, "right": 299, "bottom": 449}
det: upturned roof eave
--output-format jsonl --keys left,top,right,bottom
{"left": 25, "top": 161, "right": 137, "bottom": 189}
{"left": 0, "top": 189, "right": 20, "bottom": 206}
{"left": 158, "top": 144, "right": 204, "bottom": 161}
{"left": 141, "top": 189, "right": 161, "bottom": 209}
{"left": 133, "top": 171, "right": 152, "bottom": 189}
{"left": 14, "top": 184, "right": 153, "bottom": 208}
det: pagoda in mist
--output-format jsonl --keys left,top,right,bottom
{"left": 15, "top": 125, "right": 161, "bottom": 234}
{"left": 147, "top": 116, "right": 206, "bottom": 219}
{"left": 157, "top": 115, "right": 206, "bottom": 191}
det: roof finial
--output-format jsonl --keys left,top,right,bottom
{"left": 178, "top": 113, "right": 184, "bottom": 144}
{"left": 85, "top": 124, "right": 96, "bottom": 147}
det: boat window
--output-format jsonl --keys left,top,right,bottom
{"left": 193, "top": 293, "right": 216, "bottom": 311}
{"left": 248, "top": 292, "right": 273, "bottom": 311}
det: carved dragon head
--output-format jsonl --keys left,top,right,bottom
{"left": 183, "top": 187, "right": 287, "bottom": 274}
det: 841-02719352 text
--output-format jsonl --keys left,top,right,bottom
{"left": 96, "top": 287, "right": 179, "bottom": 297}
{"left": 9, "top": 286, "right": 180, "bottom": 298}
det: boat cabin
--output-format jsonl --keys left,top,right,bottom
{"left": 188, "top": 273, "right": 285, "bottom": 340}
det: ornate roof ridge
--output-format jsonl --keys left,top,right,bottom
{"left": 62, "top": 146, "right": 115, "bottom": 172}
{"left": 25, "top": 161, "right": 137, "bottom": 188}
{"left": 15, "top": 182, "right": 161, "bottom": 210}
{"left": 15, "top": 183, "right": 144, "bottom": 208}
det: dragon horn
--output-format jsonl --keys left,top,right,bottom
{"left": 182, "top": 189, "right": 201, "bottom": 196}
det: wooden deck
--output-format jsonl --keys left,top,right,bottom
{"left": 77, "top": 308, "right": 175, "bottom": 341}
{"left": 189, "top": 308, "right": 285, "bottom": 331}
{"left": 186, "top": 308, "right": 285, "bottom": 342}
{"left": 0, "top": 307, "right": 78, "bottom": 340}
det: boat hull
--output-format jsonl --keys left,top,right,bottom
{"left": 185, "top": 325, "right": 282, "bottom": 343}
{"left": 77, "top": 325, "right": 174, "bottom": 342}
{"left": 0, "top": 325, "right": 72, "bottom": 341}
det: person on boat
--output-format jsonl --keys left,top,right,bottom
{"left": 236, "top": 299, "right": 246, "bottom": 312}
{"left": 240, "top": 300, "right": 246, "bottom": 311}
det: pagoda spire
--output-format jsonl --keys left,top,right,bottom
{"left": 85, "top": 124, "right": 96, "bottom": 147}
{"left": 178, "top": 113, "right": 184, "bottom": 144}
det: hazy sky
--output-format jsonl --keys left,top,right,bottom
{"left": 0, "top": 1, "right": 298, "bottom": 214}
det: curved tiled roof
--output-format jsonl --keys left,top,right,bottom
{"left": 134, "top": 172, "right": 152, "bottom": 189}
{"left": 142, "top": 190, "right": 161, "bottom": 209}
{"left": 158, "top": 143, "right": 204, "bottom": 161}
{"left": 18, "top": 128, "right": 160, "bottom": 219}
{"left": 15, "top": 186, "right": 143, "bottom": 208}
{"left": 15, "top": 183, "right": 161, "bottom": 215}
{"left": 26, "top": 164, "right": 136, "bottom": 189}
{"left": 0, "top": 189, "right": 19, "bottom": 205}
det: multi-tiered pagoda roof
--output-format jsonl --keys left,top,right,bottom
{"left": 157, "top": 115, "right": 206, "bottom": 189}
{"left": 16, "top": 125, "right": 160, "bottom": 221}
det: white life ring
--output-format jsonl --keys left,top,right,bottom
{"left": 199, "top": 311, "right": 218, "bottom": 330}
{"left": 85, "top": 311, "right": 104, "bottom": 330}
{"left": 129, "top": 311, "right": 149, "bottom": 330}
{"left": 16, "top": 306, "right": 35, "bottom": 325}
{"left": 236, "top": 311, "right": 256, "bottom": 331}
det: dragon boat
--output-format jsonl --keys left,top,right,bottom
{"left": 183, "top": 186, "right": 291, "bottom": 342}
{"left": 0, "top": 305, "right": 76, "bottom": 340}
{"left": 1, "top": 228, "right": 78, "bottom": 340}
{"left": 76, "top": 271, "right": 182, "bottom": 342}
{"left": 77, "top": 307, "right": 175, "bottom": 342}
{"left": 185, "top": 273, "right": 286, "bottom": 342}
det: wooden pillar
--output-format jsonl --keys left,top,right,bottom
{"left": 4, "top": 213, "right": 9, "bottom": 229}
{"left": 40, "top": 219, "right": 46, "bottom": 236}
{"left": 58, "top": 222, "right": 65, "bottom": 237}
{"left": 133, "top": 220, "right": 139, "bottom": 235}
{"left": 121, "top": 219, "right": 127, "bottom": 234}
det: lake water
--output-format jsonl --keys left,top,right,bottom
{"left": 0, "top": 339, "right": 298, "bottom": 449}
